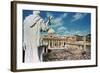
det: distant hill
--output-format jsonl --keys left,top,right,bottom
{"left": 74, "top": 34, "right": 91, "bottom": 42}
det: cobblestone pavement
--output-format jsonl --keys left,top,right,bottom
{"left": 43, "top": 48, "right": 91, "bottom": 62}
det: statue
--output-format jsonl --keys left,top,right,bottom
{"left": 23, "top": 11, "right": 52, "bottom": 63}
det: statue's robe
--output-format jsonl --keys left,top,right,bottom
{"left": 23, "top": 14, "right": 49, "bottom": 63}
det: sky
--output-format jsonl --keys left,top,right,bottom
{"left": 23, "top": 10, "right": 91, "bottom": 36}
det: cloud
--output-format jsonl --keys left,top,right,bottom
{"left": 57, "top": 26, "right": 67, "bottom": 32}
{"left": 74, "top": 31, "right": 82, "bottom": 35}
{"left": 46, "top": 12, "right": 68, "bottom": 27}
{"left": 62, "top": 13, "right": 68, "bottom": 18}
{"left": 56, "top": 27, "right": 89, "bottom": 36}
{"left": 63, "top": 31, "right": 70, "bottom": 34}
{"left": 46, "top": 12, "right": 53, "bottom": 17}
{"left": 60, "top": 30, "right": 87, "bottom": 36}
{"left": 56, "top": 26, "right": 68, "bottom": 35}
{"left": 68, "top": 30, "right": 87, "bottom": 36}
{"left": 56, "top": 26, "right": 85, "bottom": 36}
{"left": 71, "top": 13, "right": 87, "bottom": 22}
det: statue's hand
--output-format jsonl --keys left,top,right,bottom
{"left": 49, "top": 16, "right": 53, "bottom": 20}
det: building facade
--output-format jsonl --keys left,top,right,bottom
{"left": 42, "top": 33, "right": 78, "bottom": 49}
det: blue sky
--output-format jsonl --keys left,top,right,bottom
{"left": 23, "top": 10, "right": 91, "bottom": 36}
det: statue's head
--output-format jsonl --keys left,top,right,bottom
{"left": 33, "top": 11, "right": 40, "bottom": 15}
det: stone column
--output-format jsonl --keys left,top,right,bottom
{"left": 57, "top": 40, "right": 59, "bottom": 48}
{"left": 58, "top": 40, "right": 60, "bottom": 48}
{"left": 53, "top": 39, "right": 55, "bottom": 48}
{"left": 83, "top": 36, "right": 86, "bottom": 51}
{"left": 48, "top": 40, "right": 50, "bottom": 49}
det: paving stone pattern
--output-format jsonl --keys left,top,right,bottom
{"left": 43, "top": 48, "right": 91, "bottom": 62}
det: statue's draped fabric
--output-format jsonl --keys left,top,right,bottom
{"left": 23, "top": 11, "right": 49, "bottom": 63}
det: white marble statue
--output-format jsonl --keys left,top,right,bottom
{"left": 23, "top": 11, "right": 51, "bottom": 63}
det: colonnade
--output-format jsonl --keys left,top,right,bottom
{"left": 42, "top": 38, "right": 66, "bottom": 49}
{"left": 42, "top": 36, "right": 88, "bottom": 51}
